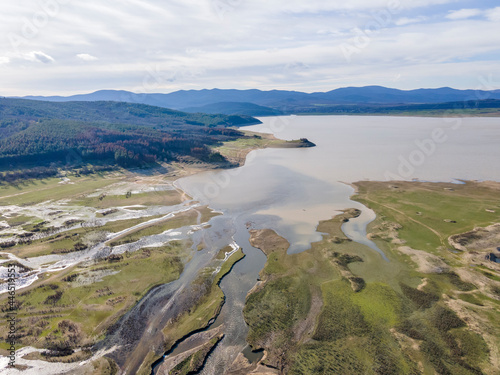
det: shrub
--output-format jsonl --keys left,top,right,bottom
{"left": 430, "top": 305, "right": 466, "bottom": 332}
{"left": 400, "top": 283, "right": 439, "bottom": 309}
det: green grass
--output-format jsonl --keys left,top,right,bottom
{"left": 214, "top": 248, "right": 245, "bottom": 285}
{"left": 72, "top": 189, "right": 183, "bottom": 209}
{"left": 245, "top": 275, "right": 312, "bottom": 347}
{"left": 0, "top": 174, "right": 123, "bottom": 206}
{"left": 0, "top": 241, "right": 188, "bottom": 349}
{"left": 477, "top": 266, "right": 500, "bottom": 282}
{"left": 457, "top": 293, "right": 484, "bottom": 306}
{"left": 299, "top": 279, "right": 417, "bottom": 375}
{"left": 351, "top": 283, "right": 403, "bottom": 327}
{"left": 352, "top": 181, "right": 500, "bottom": 374}
{"left": 243, "top": 181, "right": 500, "bottom": 374}
{"left": 354, "top": 181, "right": 500, "bottom": 252}
{"left": 213, "top": 131, "right": 290, "bottom": 163}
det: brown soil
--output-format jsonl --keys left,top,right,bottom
{"left": 248, "top": 229, "right": 290, "bottom": 256}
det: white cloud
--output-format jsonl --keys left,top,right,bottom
{"left": 77, "top": 53, "right": 98, "bottom": 61}
{"left": 446, "top": 8, "right": 482, "bottom": 20}
{"left": 23, "top": 51, "right": 55, "bottom": 63}
{"left": 395, "top": 16, "right": 427, "bottom": 26}
{"left": 0, "top": 0, "right": 498, "bottom": 95}
{"left": 0, "top": 56, "right": 10, "bottom": 64}
{"left": 485, "top": 7, "right": 500, "bottom": 22}
{"left": 240, "top": 0, "right": 455, "bottom": 13}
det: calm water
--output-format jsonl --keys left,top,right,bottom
{"left": 173, "top": 115, "right": 500, "bottom": 374}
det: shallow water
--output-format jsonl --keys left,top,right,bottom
{"left": 170, "top": 115, "right": 500, "bottom": 373}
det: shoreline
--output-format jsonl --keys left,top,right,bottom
{"left": 0, "top": 126, "right": 312, "bottom": 374}
{"left": 3, "top": 122, "right": 499, "bottom": 374}
{"left": 242, "top": 179, "right": 500, "bottom": 374}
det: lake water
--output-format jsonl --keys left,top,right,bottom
{"left": 173, "top": 115, "right": 500, "bottom": 374}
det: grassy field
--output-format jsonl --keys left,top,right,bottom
{"left": 213, "top": 130, "right": 307, "bottom": 165}
{"left": 0, "top": 173, "right": 124, "bottom": 206}
{"left": 354, "top": 181, "right": 500, "bottom": 253}
{"left": 0, "top": 169, "right": 203, "bottom": 369}
{"left": 72, "top": 188, "right": 184, "bottom": 209}
{"left": 243, "top": 181, "right": 500, "bottom": 374}
{"left": 0, "top": 241, "right": 188, "bottom": 353}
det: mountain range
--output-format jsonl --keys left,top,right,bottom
{"left": 19, "top": 86, "right": 500, "bottom": 116}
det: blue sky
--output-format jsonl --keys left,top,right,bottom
{"left": 1, "top": 0, "right": 500, "bottom": 95}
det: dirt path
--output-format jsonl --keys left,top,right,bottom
{"left": 363, "top": 196, "right": 445, "bottom": 246}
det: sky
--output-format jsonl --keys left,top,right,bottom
{"left": 1, "top": 0, "right": 500, "bottom": 96}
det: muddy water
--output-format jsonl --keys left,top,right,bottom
{"left": 172, "top": 115, "right": 500, "bottom": 373}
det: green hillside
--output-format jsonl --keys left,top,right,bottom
{"left": 0, "top": 99, "right": 260, "bottom": 176}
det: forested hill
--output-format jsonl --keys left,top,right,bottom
{"left": 0, "top": 98, "right": 260, "bottom": 173}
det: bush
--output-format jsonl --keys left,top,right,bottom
{"left": 44, "top": 291, "right": 63, "bottom": 305}
{"left": 445, "top": 272, "right": 476, "bottom": 292}
{"left": 400, "top": 283, "right": 439, "bottom": 309}
{"left": 430, "top": 305, "right": 466, "bottom": 332}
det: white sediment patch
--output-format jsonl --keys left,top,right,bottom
{"left": 223, "top": 241, "right": 240, "bottom": 262}
{"left": 187, "top": 223, "right": 211, "bottom": 235}
{"left": 106, "top": 205, "right": 198, "bottom": 240}
{"left": 111, "top": 227, "right": 192, "bottom": 255}
{"left": 74, "top": 269, "right": 121, "bottom": 286}
{"left": 212, "top": 241, "right": 241, "bottom": 276}
{"left": 0, "top": 265, "right": 39, "bottom": 293}
{"left": 121, "top": 205, "right": 147, "bottom": 210}
{"left": 0, "top": 345, "right": 120, "bottom": 375}
{"left": 0, "top": 203, "right": 203, "bottom": 294}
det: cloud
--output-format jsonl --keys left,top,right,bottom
{"left": 240, "top": 0, "right": 456, "bottom": 13}
{"left": 77, "top": 53, "right": 98, "bottom": 61}
{"left": 0, "top": 0, "right": 499, "bottom": 95}
{"left": 395, "top": 16, "right": 427, "bottom": 26}
{"left": 446, "top": 8, "right": 482, "bottom": 20}
{"left": 0, "top": 56, "right": 10, "bottom": 65}
{"left": 23, "top": 51, "right": 55, "bottom": 63}
{"left": 485, "top": 7, "right": 500, "bottom": 22}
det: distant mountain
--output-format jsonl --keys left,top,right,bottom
{"left": 312, "top": 86, "right": 500, "bottom": 104}
{"left": 19, "top": 86, "right": 500, "bottom": 114}
{"left": 293, "top": 98, "right": 500, "bottom": 115}
{"left": 182, "top": 102, "right": 284, "bottom": 116}
{"left": 22, "top": 89, "right": 312, "bottom": 110}
{"left": 0, "top": 98, "right": 260, "bottom": 173}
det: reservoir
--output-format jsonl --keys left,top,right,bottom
{"left": 172, "top": 115, "right": 500, "bottom": 374}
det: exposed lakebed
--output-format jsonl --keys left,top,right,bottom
{"left": 168, "top": 115, "right": 500, "bottom": 373}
